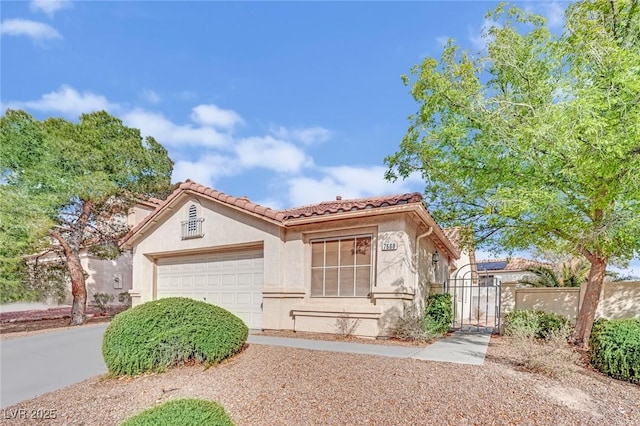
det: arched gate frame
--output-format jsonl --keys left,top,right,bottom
{"left": 446, "top": 264, "right": 501, "bottom": 333}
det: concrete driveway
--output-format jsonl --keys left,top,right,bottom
{"left": 0, "top": 323, "right": 109, "bottom": 408}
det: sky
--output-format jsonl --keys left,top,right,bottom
{"left": 1, "top": 0, "right": 637, "bottom": 276}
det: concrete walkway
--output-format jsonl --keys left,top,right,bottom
{"left": 248, "top": 331, "right": 491, "bottom": 366}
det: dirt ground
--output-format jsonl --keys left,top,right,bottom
{"left": 0, "top": 306, "right": 125, "bottom": 336}
{"left": 0, "top": 316, "right": 112, "bottom": 335}
{"left": 2, "top": 336, "right": 638, "bottom": 426}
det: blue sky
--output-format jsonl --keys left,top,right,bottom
{"left": 1, "top": 0, "right": 637, "bottom": 275}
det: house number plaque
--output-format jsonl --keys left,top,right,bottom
{"left": 381, "top": 242, "right": 398, "bottom": 251}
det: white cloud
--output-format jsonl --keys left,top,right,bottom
{"left": 30, "top": 0, "right": 72, "bottom": 17}
{"left": 539, "top": 1, "right": 565, "bottom": 29}
{"left": 271, "top": 125, "right": 332, "bottom": 145}
{"left": 0, "top": 19, "right": 61, "bottom": 41}
{"left": 123, "top": 108, "right": 230, "bottom": 148}
{"left": 139, "top": 89, "right": 161, "bottom": 105}
{"left": 235, "top": 136, "right": 313, "bottom": 174}
{"left": 7, "top": 85, "right": 116, "bottom": 116}
{"left": 468, "top": 19, "right": 500, "bottom": 52}
{"left": 287, "top": 166, "right": 423, "bottom": 206}
{"left": 435, "top": 35, "right": 450, "bottom": 47}
{"left": 253, "top": 198, "right": 285, "bottom": 211}
{"left": 172, "top": 155, "right": 237, "bottom": 187}
{"left": 191, "top": 104, "right": 243, "bottom": 130}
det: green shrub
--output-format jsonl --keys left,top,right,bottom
{"left": 93, "top": 293, "right": 115, "bottom": 313}
{"left": 423, "top": 293, "right": 453, "bottom": 335}
{"left": 102, "top": 297, "right": 248, "bottom": 376}
{"left": 504, "top": 310, "right": 571, "bottom": 339}
{"left": 589, "top": 318, "right": 640, "bottom": 384}
{"left": 121, "top": 399, "right": 234, "bottom": 426}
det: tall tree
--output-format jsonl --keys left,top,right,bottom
{"left": 385, "top": 0, "right": 640, "bottom": 347}
{"left": 0, "top": 110, "right": 173, "bottom": 324}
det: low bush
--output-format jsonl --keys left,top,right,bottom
{"left": 504, "top": 310, "right": 571, "bottom": 339}
{"left": 121, "top": 399, "right": 234, "bottom": 426}
{"left": 423, "top": 293, "right": 452, "bottom": 335}
{"left": 102, "top": 297, "right": 248, "bottom": 376}
{"left": 118, "top": 291, "right": 132, "bottom": 307}
{"left": 93, "top": 293, "right": 114, "bottom": 313}
{"left": 507, "top": 324, "right": 580, "bottom": 378}
{"left": 589, "top": 318, "right": 640, "bottom": 384}
{"left": 392, "top": 303, "right": 437, "bottom": 341}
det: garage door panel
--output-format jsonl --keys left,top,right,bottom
{"left": 237, "top": 273, "right": 253, "bottom": 286}
{"left": 157, "top": 250, "right": 263, "bottom": 329}
{"left": 221, "top": 274, "right": 235, "bottom": 286}
{"left": 254, "top": 273, "right": 263, "bottom": 285}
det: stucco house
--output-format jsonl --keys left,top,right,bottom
{"left": 79, "top": 197, "right": 161, "bottom": 302}
{"left": 121, "top": 180, "right": 461, "bottom": 338}
{"left": 475, "top": 258, "right": 552, "bottom": 286}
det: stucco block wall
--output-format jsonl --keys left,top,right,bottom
{"left": 597, "top": 281, "right": 640, "bottom": 319}
{"left": 500, "top": 281, "right": 640, "bottom": 323}
{"left": 514, "top": 287, "right": 581, "bottom": 321}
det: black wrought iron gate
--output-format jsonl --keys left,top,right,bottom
{"left": 446, "top": 264, "right": 501, "bottom": 333}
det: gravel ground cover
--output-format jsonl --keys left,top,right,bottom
{"left": 2, "top": 336, "right": 638, "bottom": 426}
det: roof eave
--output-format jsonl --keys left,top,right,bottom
{"left": 284, "top": 203, "right": 460, "bottom": 260}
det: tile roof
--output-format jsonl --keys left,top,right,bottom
{"left": 122, "top": 180, "right": 456, "bottom": 254}
{"left": 281, "top": 193, "right": 424, "bottom": 220}
{"left": 476, "top": 257, "right": 551, "bottom": 271}
{"left": 174, "top": 180, "right": 287, "bottom": 222}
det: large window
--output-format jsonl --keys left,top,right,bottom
{"left": 311, "top": 235, "right": 372, "bottom": 297}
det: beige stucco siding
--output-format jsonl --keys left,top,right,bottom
{"left": 131, "top": 196, "right": 284, "bottom": 305}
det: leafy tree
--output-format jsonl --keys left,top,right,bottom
{"left": 385, "top": 1, "right": 640, "bottom": 347}
{"left": 0, "top": 110, "right": 173, "bottom": 324}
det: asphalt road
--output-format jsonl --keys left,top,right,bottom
{"left": 0, "top": 323, "right": 109, "bottom": 408}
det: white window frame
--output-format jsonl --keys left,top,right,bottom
{"left": 310, "top": 234, "right": 373, "bottom": 298}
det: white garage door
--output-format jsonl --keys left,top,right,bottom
{"left": 156, "top": 249, "right": 264, "bottom": 329}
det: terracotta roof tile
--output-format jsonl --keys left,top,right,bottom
{"left": 122, "top": 182, "right": 439, "bottom": 248}
{"left": 282, "top": 193, "right": 424, "bottom": 220}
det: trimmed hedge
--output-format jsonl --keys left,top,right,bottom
{"left": 121, "top": 399, "right": 234, "bottom": 426}
{"left": 589, "top": 319, "right": 640, "bottom": 384}
{"left": 103, "top": 297, "right": 248, "bottom": 376}
{"left": 504, "top": 310, "right": 570, "bottom": 339}
{"left": 423, "top": 293, "right": 453, "bottom": 334}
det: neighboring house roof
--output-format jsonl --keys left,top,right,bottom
{"left": 137, "top": 195, "right": 163, "bottom": 208}
{"left": 476, "top": 258, "right": 551, "bottom": 272}
{"left": 121, "top": 179, "right": 460, "bottom": 258}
